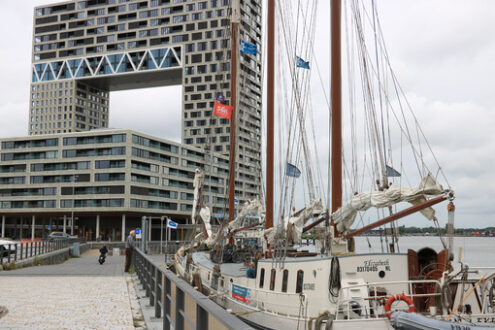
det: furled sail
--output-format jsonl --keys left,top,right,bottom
{"left": 264, "top": 199, "right": 324, "bottom": 246}
{"left": 191, "top": 169, "right": 213, "bottom": 243}
{"left": 191, "top": 169, "right": 204, "bottom": 225}
{"left": 333, "top": 174, "right": 447, "bottom": 233}
{"left": 227, "top": 199, "right": 266, "bottom": 231}
{"left": 286, "top": 199, "right": 324, "bottom": 243}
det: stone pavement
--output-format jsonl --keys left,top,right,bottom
{"left": 0, "top": 250, "right": 137, "bottom": 329}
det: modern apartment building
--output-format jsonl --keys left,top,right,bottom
{"left": 0, "top": 129, "right": 231, "bottom": 241}
{"left": 30, "top": 0, "right": 263, "bottom": 202}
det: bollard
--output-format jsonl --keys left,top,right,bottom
{"left": 72, "top": 242, "right": 80, "bottom": 256}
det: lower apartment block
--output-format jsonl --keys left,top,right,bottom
{"left": 0, "top": 129, "right": 255, "bottom": 241}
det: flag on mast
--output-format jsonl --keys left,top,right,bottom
{"left": 386, "top": 165, "right": 401, "bottom": 177}
{"left": 296, "top": 56, "right": 310, "bottom": 69}
{"left": 213, "top": 101, "right": 233, "bottom": 119}
{"left": 240, "top": 40, "right": 257, "bottom": 55}
{"left": 167, "top": 219, "right": 178, "bottom": 229}
{"left": 286, "top": 163, "right": 301, "bottom": 178}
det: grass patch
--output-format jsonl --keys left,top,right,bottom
{"left": 68, "top": 254, "right": 80, "bottom": 258}
{"left": 33, "top": 256, "right": 44, "bottom": 266}
{"left": 3, "top": 261, "right": 17, "bottom": 271}
{"left": 129, "top": 264, "right": 135, "bottom": 274}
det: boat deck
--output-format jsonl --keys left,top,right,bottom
{"left": 192, "top": 252, "right": 247, "bottom": 277}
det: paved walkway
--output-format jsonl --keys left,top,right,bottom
{"left": 0, "top": 250, "right": 136, "bottom": 329}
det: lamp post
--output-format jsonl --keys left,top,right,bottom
{"left": 160, "top": 216, "right": 165, "bottom": 255}
{"left": 71, "top": 174, "right": 78, "bottom": 236}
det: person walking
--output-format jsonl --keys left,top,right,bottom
{"left": 125, "top": 230, "right": 136, "bottom": 272}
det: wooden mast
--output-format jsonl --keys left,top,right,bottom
{"left": 228, "top": 1, "right": 240, "bottom": 222}
{"left": 266, "top": 0, "right": 275, "bottom": 229}
{"left": 330, "top": 0, "right": 342, "bottom": 231}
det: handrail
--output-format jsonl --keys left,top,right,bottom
{"left": 0, "top": 238, "right": 77, "bottom": 265}
{"left": 132, "top": 247, "right": 253, "bottom": 330}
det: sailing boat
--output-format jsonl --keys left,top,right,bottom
{"left": 175, "top": 1, "right": 495, "bottom": 329}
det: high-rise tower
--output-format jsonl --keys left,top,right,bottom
{"left": 30, "top": 0, "right": 262, "bottom": 200}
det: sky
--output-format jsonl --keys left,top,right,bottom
{"left": 0, "top": 1, "right": 494, "bottom": 228}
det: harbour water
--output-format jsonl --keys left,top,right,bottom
{"left": 355, "top": 236, "right": 495, "bottom": 268}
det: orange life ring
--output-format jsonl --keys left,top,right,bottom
{"left": 384, "top": 293, "right": 416, "bottom": 319}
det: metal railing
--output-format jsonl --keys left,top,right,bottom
{"left": 132, "top": 247, "right": 253, "bottom": 330}
{"left": 145, "top": 240, "right": 187, "bottom": 255}
{"left": 337, "top": 279, "right": 442, "bottom": 320}
{"left": 0, "top": 239, "right": 79, "bottom": 265}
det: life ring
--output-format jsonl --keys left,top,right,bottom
{"left": 384, "top": 294, "right": 416, "bottom": 319}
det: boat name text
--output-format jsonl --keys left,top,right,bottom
{"left": 357, "top": 259, "right": 391, "bottom": 272}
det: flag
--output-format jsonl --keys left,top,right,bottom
{"left": 167, "top": 219, "right": 178, "bottom": 229}
{"left": 234, "top": 198, "right": 239, "bottom": 204}
{"left": 240, "top": 40, "right": 257, "bottom": 55}
{"left": 386, "top": 165, "right": 401, "bottom": 177}
{"left": 286, "top": 163, "right": 301, "bottom": 178}
{"left": 213, "top": 101, "right": 233, "bottom": 119}
{"left": 215, "top": 92, "right": 225, "bottom": 103}
{"left": 296, "top": 56, "right": 310, "bottom": 69}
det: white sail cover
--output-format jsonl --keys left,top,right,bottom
{"left": 334, "top": 174, "right": 446, "bottom": 233}
{"left": 191, "top": 169, "right": 204, "bottom": 225}
{"left": 264, "top": 199, "right": 324, "bottom": 245}
{"left": 190, "top": 169, "right": 215, "bottom": 246}
{"left": 286, "top": 199, "right": 324, "bottom": 243}
{"left": 227, "top": 199, "right": 265, "bottom": 231}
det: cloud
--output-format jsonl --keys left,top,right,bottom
{"left": 110, "top": 86, "right": 183, "bottom": 142}
{"left": 0, "top": 0, "right": 494, "bottom": 229}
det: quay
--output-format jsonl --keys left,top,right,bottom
{"left": 0, "top": 242, "right": 252, "bottom": 329}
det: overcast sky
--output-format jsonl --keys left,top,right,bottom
{"left": 0, "top": 1, "right": 494, "bottom": 228}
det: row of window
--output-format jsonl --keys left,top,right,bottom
{"left": 63, "top": 134, "right": 126, "bottom": 145}
{"left": 60, "top": 198, "right": 124, "bottom": 208}
{"left": 130, "top": 198, "right": 177, "bottom": 210}
{"left": 259, "top": 268, "right": 304, "bottom": 294}
{"left": 36, "top": 0, "right": 231, "bottom": 19}
{"left": 0, "top": 200, "right": 56, "bottom": 209}
{"left": 1, "top": 138, "right": 58, "bottom": 150}
{"left": 132, "top": 134, "right": 178, "bottom": 153}
{"left": 1, "top": 134, "right": 124, "bottom": 150}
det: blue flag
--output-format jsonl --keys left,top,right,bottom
{"left": 167, "top": 219, "right": 178, "bottom": 229}
{"left": 215, "top": 92, "right": 225, "bottom": 103}
{"left": 286, "top": 163, "right": 301, "bottom": 178}
{"left": 240, "top": 40, "right": 257, "bottom": 55}
{"left": 386, "top": 165, "right": 401, "bottom": 177}
{"left": 296, "top": 56, "right": 310, "bottom": 69}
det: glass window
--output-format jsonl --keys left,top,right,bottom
{"left": 270, "top": 269, "right": 276, "bottom": 291}
{"left": 296, "top": 270, "right": 304, "bottom": 293}
{"left": 282, "top": 269, "right": 289, "bottom": 293}
{"left": 259, "top": 268, "right": 265, "bottom": 288}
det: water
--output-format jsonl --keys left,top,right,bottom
{"left": 355, "top": 236, "right": 495, "bottom": 267}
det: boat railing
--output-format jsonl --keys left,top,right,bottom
{"left": 337, "top": 279, "right": 442, "bottom": 320}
